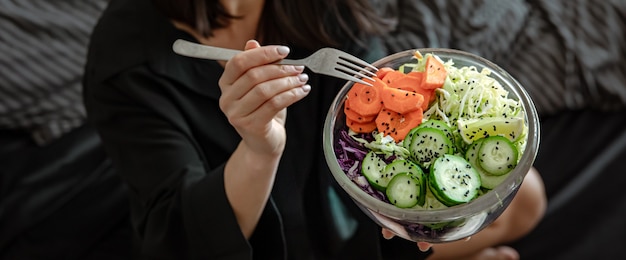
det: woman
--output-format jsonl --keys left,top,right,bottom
{"left": 83, "top": 0, "right": 545, "bottom": 259}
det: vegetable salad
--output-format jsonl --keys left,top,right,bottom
{"left": 335, "top": 51, "right": 528, "bottom": 210}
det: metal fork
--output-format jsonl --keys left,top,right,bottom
{"left": 172, "top": 39, "right": 377, "bottom": 86}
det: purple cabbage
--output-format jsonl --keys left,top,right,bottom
{"left": 334, "top": 128, "right": 459, "bottom": 239}
{"left": 334, "top": 129, "right": 388, "bottom": 202}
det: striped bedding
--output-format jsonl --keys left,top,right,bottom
{"left": 0, "top": 0, "right": 108, "bottom": 145}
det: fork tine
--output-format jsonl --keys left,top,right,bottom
{"left": 332, "top": 52, "right": 378, "bottom": 87}
{"left": 346, "top": 75, "right": 374, "bottom": 87}
{"left": 334, "top": 65, "right": 375, "bottom": 83}
{"left": 337, "top": 53, "right": 378, "bottom": 72}
{"left": 336, "top": 60, "right": 377, "bottom": 77}
{"left": 330, "top": 69, "right": 374, "bottom": 86}
{"left": 334, "top": 53, "right": 378, "bottom": 86}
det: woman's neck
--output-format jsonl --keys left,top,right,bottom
{"left": 221, "top": 0, "right": 263, "bottom": 17}
{"left": 172, "top": 0, "right": 264, "bottom": 50}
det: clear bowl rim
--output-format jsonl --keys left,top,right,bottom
{"left": 323, "top": 48, "right": 540, "bottom": 221}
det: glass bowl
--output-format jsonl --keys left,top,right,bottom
{"left": 323, "top": 49, "right": 540, "bottom": 243}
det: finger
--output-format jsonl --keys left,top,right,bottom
{"left": 381, "top": 228, "right": 395, "bottom": 240}
{"left": 220, "top": 64, "right": 305, "bottom": 103}
{"left": 233, "top": 76, "right": 311, "bottom": 125}
{"left": 220, "top": 44, "right": 291, "bottom": 86}
{"left": 255, "top": 82, "right": 311, "bottom": 122}
{"left": 417, "top": 242, "right": 432, "bottom": 252}
{"left": 230, "top": 84, "right": 310, "bottom": 136}
{"left": 236, "top": 73, "right": 309, "bottom": 115}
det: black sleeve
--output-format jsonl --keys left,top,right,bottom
{"left": 84, "top": 66, "right": 251, "bottom": 259}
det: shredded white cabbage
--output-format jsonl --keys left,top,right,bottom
{"left": 349, "top": 130, "right": 409, "bottom": 159}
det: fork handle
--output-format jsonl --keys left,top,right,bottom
{"left": 172, "top": 39, "right": 301, "bottom": 65}
{"left": 172, "top": 40, "right": 239, "bottom": 61}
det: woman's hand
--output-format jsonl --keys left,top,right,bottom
{"left": 218, "top": 40, "right": 311, "bottom": 157}
{"left": 220, "top": 40, "right": 311, "bottom": 238}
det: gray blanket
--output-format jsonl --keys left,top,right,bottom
{"left": 383, "top": 0, "right": 626, "bottom": 116}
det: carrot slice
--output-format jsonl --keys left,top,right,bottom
{"left": 346, "top": 117, "right": 377, "bottom": 133}
{"left": 387, "top": 72, "right": 434, "bottom": 110}
{"left": 380, "top": 87, "right": 424, "bottom": 114}
{"left": 381, "top": 70, "right": 405, "bottom": 85}
{"left": 376, "top": 67, "right": 395, "bottom": 79}
{"left": 345, "top": 78, "right": 385, "bottom": 116}
{"left": 421, "top": 56, "right": 447, "bottom": 89}
{"left": 388, "top": 73, "right": 422, "bottom": 93}
{"left": 417, "top": 88, "right": 435, "bottom": 110}
{"left": 406, "top": 71, "right": 424, "bottom": 82}
{"left": 375, "top": 108, "right": 424, "bottom": 142}
{"left": 344, "top": 99, "right": 376, "bottom": 123}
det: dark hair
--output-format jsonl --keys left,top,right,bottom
{"left": 152, "top": 0, "right": 395, "bottom": 50}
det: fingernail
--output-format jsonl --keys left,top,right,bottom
{"left": 294, "top": 65, "right": 305, "bottom": 72}
{"left": 298, "top": 73, "right": 309, "bottom": 82}
{"left": 277, "top": 46, "right": 290, "bottom": 55}
{"left": 301, "top": 84, "right": 311, "bottom": 92}
{"left": 417, "top": 242, "right": 431, "bottom": 252}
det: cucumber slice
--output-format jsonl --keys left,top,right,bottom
{"left": 429, "top": 154, "right": 481, "bottom": 206}
{"left": 421, "top": 119, "right": 465, "bottom": 153}
{"left": 420, "top": 188, "right": 453, "bottom": 229}
{"left": 478, "top": 136, "right": 518, "bottom": 176}
{"left": 361, "top": 151, "right": 388, "bottom": 191}
{"left": 408, "top": 127, "right": 454, "bottom": 168}
{"left": 383, "top": 159, "right": 427, "bottom": 206}
{"left": 422, "top": 184, "right": 448, "bottom": 210}
{"left": 419, "top": 119, "right": 455, "bottom": 142}
{"left": 480, "top": 173, "right": 509, "bottom": 190}
{"left": 386, "top": 172, "right": 424, "bottom": 208}
{"left": 457, "top": 117, "right": 524, "bottom": 144}
{"left": 403, "top": 127, "right": 420, "bottom": 151}
{"left": 404, "top": 119, "right": 455, "bottom": 152}
{"left": 465, "top": 139, "right": 508, "bottom": 189}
